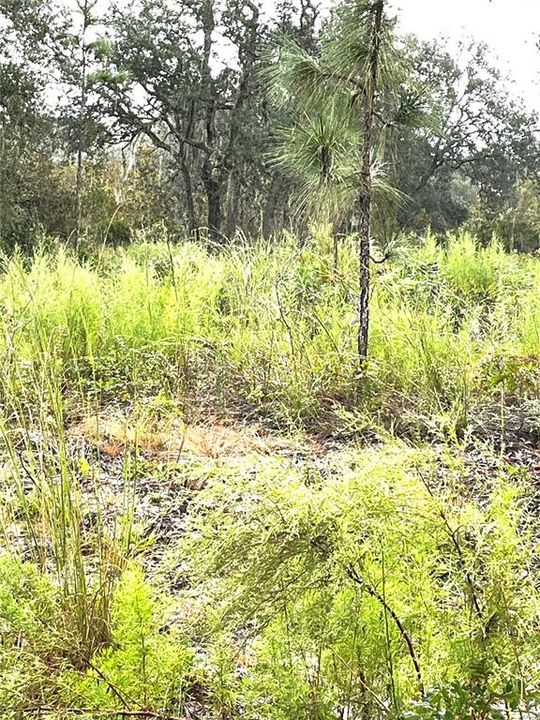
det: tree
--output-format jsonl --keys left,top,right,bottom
{"left": 92, "top": 0, "right": 265, "bottom": 241}
{"left": 269, "top": 0, "right": 423, "bottom": 363}
{"left": 57, "top": 0, "right": 102, "bottom": 245}
{"left": 0, "top": 0, "right": 111, "bottom": 246}
{"left": 354, "top": 0, "right": 384, "bottom": 361}
{"left": 393, "top": 38, "right": 540, "bottom": 235}
{"left": 0, "top": 0, "right": 62, "bottom": 246}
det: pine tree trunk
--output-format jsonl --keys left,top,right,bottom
{"left": 357, "top": 0, "right": 384, "bottom": 362}
{"left": 262, "top": 177, "right": 279, "bottom": 239}
{"left": 357, "top": 170, "right": 372, "bottom": 361}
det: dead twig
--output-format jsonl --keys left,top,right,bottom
{"left": 347, "top": 565, "right": 425, "bottom": 696}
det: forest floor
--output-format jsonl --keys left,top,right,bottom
{"left": 66, "top": 408, "right": 540, "bottom": 585}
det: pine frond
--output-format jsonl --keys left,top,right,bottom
{"left": 264, "top": 39, "right": 339, "bottom": 111}
{"left": 323, "top": 0, "right": 403, "bottom": 90}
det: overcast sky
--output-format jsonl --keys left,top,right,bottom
{"left": 269, "top": 0, "right": 540, "bottom": 111}
{"left": 391, "top": 0, "right": 540, "bottom": 109}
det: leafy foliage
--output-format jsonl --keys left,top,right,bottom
{"left": 180, "top": 447, "right": 540, "bottom": 719}
{"left": 64, "top": 567, "right": 194, "bottom": 713}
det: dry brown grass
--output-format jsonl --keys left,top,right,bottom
{"left": 68, "top": 412, "right": 312, "bottom": 459}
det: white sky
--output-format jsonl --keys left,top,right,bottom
{"left": 266, "top": 0, "right": 540, "bottom": 111}
{"left": 390, "top": 0, "right": 540, "bottom": 110}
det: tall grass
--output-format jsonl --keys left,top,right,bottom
{"left": 0, "top": 302, "right": 137, "bottom": 667}
{"left": 0, "top": 230, "right": 538, "bottom": 718}
{"left": 0, "top": 231, "right": 536, "bottom": 437}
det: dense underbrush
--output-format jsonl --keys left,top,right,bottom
{"left": 0, "top": 231, "right": 539, "bottom": 719}
{"left": 1, "top": 448, "right": 539, "bottom": 719}
{"left": 0, "top": 230, "right": 538, "bottom": 440}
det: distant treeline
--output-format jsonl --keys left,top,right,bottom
{"left": 1, "top": 0, "right": 540, "bottom": 251}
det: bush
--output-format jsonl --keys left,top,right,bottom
{"left": 180, "top": 447, "right": 540, "bottom": 720}
{"left": 63, "top": 567, "right": 194, "bottom": 714}
{"left": 0, "top": 560, "right": 194, "bottom": 718}
{"left": 466, "top": 180, "right": 540, "bottom": 253}
{"left": 103, "top": 218, "right": 132, "bottom": 247}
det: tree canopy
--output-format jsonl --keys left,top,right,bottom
{"left": 0, "top": 0, "right": 539, "bottom": 250}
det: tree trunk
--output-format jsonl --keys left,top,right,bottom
{"left": 357, "top": 0, "right": 384, "bottom": 363}
{"left": 180, "top": 99, "right": 199, "bottom": 241}
{"left": 200, "top": 0, "right": 223, "bottom": 241}
{"left": 262, "top": 175, "right": 281, "bottom": 239}
{"left": 203, "top": 171, "right": 222, "bottom": 239}
{"left": 225, "top": 171, "right": 239, "bottom": 239}
{"left": 180, "top": 159, "right": 198, "bottom": 240}
{"left": 262, "top": 196, "right": 277, "bottom": 239}
{"left": 74, "top": 0, "right": 90, "bottom": 247}
{"left": 217, "top": 1, "right": 259, "bottom": 241}
{"left": 207, "top": 187, "right": 222, "bottom": 237}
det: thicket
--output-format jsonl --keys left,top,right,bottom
{"left": 1, "top": 445, "right": 539, "bottom": 719}
{"left": 180, "top": 447, "right": 540, "bottom": 720}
